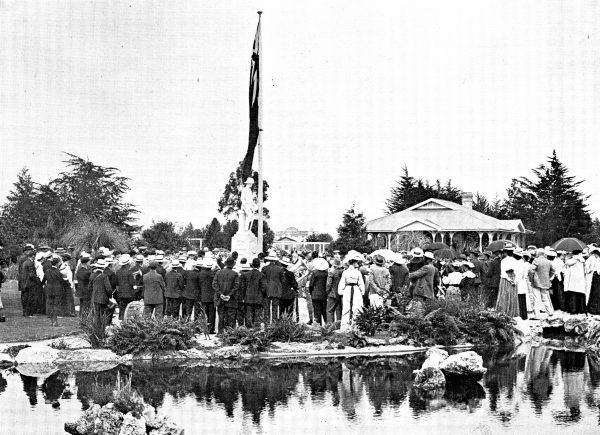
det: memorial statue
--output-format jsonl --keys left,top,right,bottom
{"left": 239, "top": 177, "right": 257, "bottom": 233}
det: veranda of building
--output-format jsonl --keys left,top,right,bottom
{"left": 365, "top": 193, "right": 527, "bottom": 252}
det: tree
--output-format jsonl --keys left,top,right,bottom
{"left": 141, "top": 221, "right": 186, "bottom": 251}
{"left": 1, "top": 168, "right": 38, "bottom": 244}
{"left": 505, "top": 151, "right": 592, "bottom": 246}
{"left": 306, "top": 232, "right": 333, "bottom": 243}
{"left": 385, "top": 165, "right": 462, "bottom": 214}
{"left": 51, "top": 153, "right": 140, "bottom": 235}
{"left": 60, "top": 215, "right": 130, "bottom": 254}
{"left": 202, "top": 218, "right": 223, "bottom": 249}
{"left": 330, "top": 205, "right": 371, "bottom": 254}
{"left": 217, "top": 160, "right": 269, "bottom": 221}
{"left": 582, "top": 218, "right": 600, "bottom": 244}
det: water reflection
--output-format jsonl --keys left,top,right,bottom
{"left": 2, "top": 346, "right": 600, "bottom": 433}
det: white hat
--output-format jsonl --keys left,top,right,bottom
{"left": 244, "top": 177, "right": 254, "bottom": 185}
{"left": 119, "top": 254, "right": 131, "bottom": 265}
{"left": 156, "top": 250, "right": 165, "bottom": 255}
{"left": 392, "top": 253, "right": 406, "bottom": 264}
{"left": 545, "top": 248, "right": 557, "bottom": 257}
{"left": 135, "top": 254, "right": 144, "bottom": 262}
{"left": 411, "top": 248, "right": 424, "bottom": 258}
{"left": 424, "top": 251, "right": 435, "bottom": 260}
{"left": 265, "top": 250, "right": 279, "bottom": 261}
{"left": 95, "top": 259, "right": 107, "bottom": 269}
{"left": 344, "top": 250, "right": 363, "bottom": 263}
{"left": 188, "top": 251, "right": 198, "bottom": 257}
{"left": 155, "top": 254, "right": 164, "bottom": 262}
{"left": 202, "top": 258, "right": 216, "bottom": 269}
{"left": 464, "top": 261, "right": 475, "bottom": 268}
{"left": 80, "top": 252, "right": 91, "bottom": 260}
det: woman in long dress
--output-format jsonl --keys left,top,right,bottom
{"left": 549, "top": 250, "right": 565, "bottom": 311}
{"left": 495, "top": 246, "right": 520, "bottom": 317}
{"left": 338, "top": 257, "right": 365, "bottom": 331}
{"left": 563, "top": 250, "right": 586, "bottom": 314}
{"left": 586, "top": 248, "right": 600, "bottom": 314}
{"left": 514, "top": 250, "right": 529, "bottom": 320}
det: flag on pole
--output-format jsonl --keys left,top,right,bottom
{"left": 241, "top": 15, "right": 261, "bottom": 180}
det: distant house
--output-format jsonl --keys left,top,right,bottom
{"left": 365, "top": 193, "right": 527, "bottom": 252}
{"left": 273, "top": 228, "right": 329, "bottom": 254}
{"left": 274, "top": 227, "right": 316, "bottom": 242}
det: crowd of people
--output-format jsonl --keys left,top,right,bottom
{"left": 7, "top": 240, "right": 600, "bottom": 333}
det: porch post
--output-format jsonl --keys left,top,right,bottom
{"left": 478, "top": 232, "right": 484, "bottom": 252}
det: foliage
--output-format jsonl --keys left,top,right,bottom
{"left": 582, "top": 218, "right": 600, "bottom": 245}
{"left": 141, "top": 221, "right": 186, "bottom": 251}
{"left": 356, "top": 297, "right": 519, "bottom": 347}
{"left": 80, "top": 307, "right": 109, "bottom": 348}
{"left": 217, "top": 160, "right": 270, "bottom": 221}
{"left": 266, "top": 313, "right": 310, "bottom": 342}
{"left": 221, "top": 326, "right": 272, "bottom": 353}
{"left": 385, "top": 165, "right": 462, "bottom": 214}
{"left": 180, "top": 222, "right": 204, "bottom": 239}
{"left": 60, "top": 215, "right": 130, "bottom": 254}
{"left": 108, "top": 316, "right": 205, "bottom": 356}
{"left": 330, "top": 204, "right": 371, "bottom": 254}
{"left": 306, "top": 232, "right": 334, "bottom": 243}
{"left": 391, "top": 231, "right": 429, "bottom": 252}
{"left": 504, "top": 150, "right": 592, "bottom": 246}
{"left": 91, "top": 373, "right": 145, "bottom": 418}
{"left": 52, "top": 153, "right": 140, "bottom": 235}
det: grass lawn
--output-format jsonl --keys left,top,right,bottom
{"left": 0, "top": 280, "right": 80, "bottom": 343}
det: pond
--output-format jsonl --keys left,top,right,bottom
{"left": 1, "top": 345, "right": 600, "bottom": 434}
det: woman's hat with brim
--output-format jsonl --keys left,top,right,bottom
{"left": 392, "top": 253, "right": 406, "bottom": 265}
{"left": 313, "top": 258, "right": 329, "bottom": 271}
{"left": 503, "top": 242, "right": 516, "bottom": 252}
{"left": 344, "top": 250, "right": 363, "bottom": 264}
{"left": 423, "top": 251, "right": 435, "bottom": 260}
{"left": 373, "top": 254, "right": 385, "bottom": 267}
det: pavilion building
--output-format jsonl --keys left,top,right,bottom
{"left": 365, "top": 193, "right": 527, "bottom": 252}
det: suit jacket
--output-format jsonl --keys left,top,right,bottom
{"left": 143, "top": 270, "right": 166, "bottom": 305}
{"left": 116, "top": 266, "right": 136, "bottom": 299}
{"left": 389, "top": 263, "right": 409, "bottom": 291}
{"left": 212, "top": 267, "right": 239, "bottom": 308}
{"left": 21, "top": 258, "right": 40, "bottom": 291}
{"left": 486, "top": 257, "right": 502, "bottom": 288}
{"left": 182, "top": 269, "right": 201, "bottom": 300}
{"left": 309, "top": 269, "right": 329, "bottom": 300}
{"left": 326, "top": 267, "right": 344, "bottom": 299}
{"left": 198, "top": 268, "right": 217, "bottom": 303}
{"left": 75, "top": 265, "right": 92, "bottom": 299}
{"left": 240, "top": 269, "right": 267, "bottom": 304}
{"left": 281, "top": 269, "right": 298, "bottom": 300}
{"left": 90, "top": 270, "right": 113, "bottom": 304}
{"left": 529, "top": 257, "right": 555, "bottom": 289}
{"left": 45, "top": 266, "right": 66, "bottom": 297}
{"left": 262, "top": 263, "right": 285, "bottom": 298}
{"left": 408, "top": 264, "right": 436, "bottom": 299}
{"left": 164, "top": 269, "right": 184, "bottom": 298}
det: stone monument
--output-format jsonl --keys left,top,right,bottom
{"left": 231, "top": 177, "right": 259, "bottom": 261}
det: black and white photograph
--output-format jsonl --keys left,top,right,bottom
{"left": 1, "top": 1, "right": 600, "bottom": 434}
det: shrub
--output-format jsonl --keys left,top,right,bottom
{"left": 91, "top": 373, "right": 145, "bottom": 417}
{"left": 221, "top": 326, "right": 271, "bottom": 353}
{"left": 108, "top": 316, "right": 204, "bottom": 356}
{"left": 354, "top": 306, "right": 399, "bottom": 336}
{"left": 266, "top": 313, "right": 310, "bottom": 342}
{"left": 79, "top": 307, "right": 109, "bottom": 348}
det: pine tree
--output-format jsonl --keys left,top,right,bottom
{"left": 141, "top": 221, "right": 186, "bottom": 251}
{"left": 330, "top": 205, "right": 371, "bottom": 254}
{"left": 507, "top": 151, "right": 592, "bottom": 246}
{"left": 203, "top": 218, "right": 222, "bottom": 249}
{"left": 2, "top": 168, "right": 39, "bottom": 243}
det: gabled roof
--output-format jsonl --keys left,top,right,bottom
{"left": 366, "top": 198, "right": 526, "bottom": 233}
{"left": 274, "top": 236, "right": 298, "bottom": 242}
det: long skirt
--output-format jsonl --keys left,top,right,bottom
{"left": 586, "top": 273, "right": 600, "bottom": 315}
{"left": 550, "top": 277, "right": 564, "bottom": 311}
{"left": 518, "top": 294, "right": 528, "bottom": 320}
{"left": 340, "top": 285, "right": 364, "bottom": 330}
{"left": 565, "top": 291, "right": 586, "bottom": 315}
{"left": 495, "top": 278, "right": 519, "bottom": 317}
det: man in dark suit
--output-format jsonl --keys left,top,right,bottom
{"left": 115, "top": 255, "right": 136, "bottom": 321}
{"left": 181, "top": 260, "right": 201, "bottom": 320}
{"left": 90, "top": 259, "right": 114, "bottom": 325}
{"left": 485, "top": 249, "right": 503, "bottom": 307}
{"left": 142, "top": 261, "right": 166, "bottom": 319}
{"left": 213, "top": 257, "right": 239, "bottom": 332}
{"left": 45, "top": 257, "right": 66, "bottom": 327}
{"left": 75, "top": 254, "right": 93, "bottom": 317}
{"left": 239, "top": 258, "right": 267, "bottom": 327}
{"left": 164, "top": 262, "right": 184, "bottom": 318}
{"left": 262, "top": 254, "right": 285, "bottom": 323}
{"left": 198, "top": 258, "right": 217, "bottom": 332}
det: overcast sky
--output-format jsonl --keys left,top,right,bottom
{"left": 2, "top": 0, "right": 599, "bottom": 235}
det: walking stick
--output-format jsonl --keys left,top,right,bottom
{"left": 295, "top": 291, "right": 299, "bottom": 322}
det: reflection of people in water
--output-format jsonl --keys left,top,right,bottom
{"left": 523, "top": 346, "right": 553, "bottom": 413}
{"left": 337, "top": 363, "right": 364, "bottom": 420}
{"left": 559, "top": 351, "right": 585, "bottom": 422}
{"left": 42, "top": 372, "right": 67, "bottom": 408}
{"left": 20, "top": 375, "right": 38, "bottom": 406}
{"left": 0, "top": 374, "right": 7, "bottom": 395}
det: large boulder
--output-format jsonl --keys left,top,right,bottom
{"left": 564, "top": 317, "right": 589, "bottom": 335}
{"left": 74, "top": 403, "right": 101, "bottom": 435}
{"left": 147, "top": 416, "right": 184, "bottom": 435}
{"left": 119, "top": 412, "right": 146, "bottom": 435}
{"left": 50, "top": 336, "right": 92, "bottom": 350}
{"left": 439, "top": 351, "right": 487, "bottom": 380}
{"left": 56, "top": 349, "right": 124, "bottom": 372}
{"left": 213, "top": 345, "right": 242, "bottom": 359}
{"left": 421, "top": 347, "right": 449, "bottom": 370}
{"left": 413, "top": 366, "right": 446, "bottom": 390}
{"left": 95, "top": 403, "right": 124, "bottom": 434}
{"left": 15, "top": 345, "right": 59, "bottom": 364}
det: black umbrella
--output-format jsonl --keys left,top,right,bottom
{"left": 434, "top": 248, "right": 455, "bottom": 260}
{"left": 551, "top": 237, "right": 587, "bottom": 253}
{"left": 422, "top": 242, "right": 450, "bottom": 251}
{"left": 486, "top": 239, "right": 513, "bottom": 253}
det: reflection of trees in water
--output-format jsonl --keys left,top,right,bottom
{"left": 75, "top": 367, "right": 127, "bottom": 410}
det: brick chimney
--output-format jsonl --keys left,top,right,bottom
{"left": 461, "top": 192, "right": 473, "bottom": 209}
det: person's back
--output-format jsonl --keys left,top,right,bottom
{"left": 182, "top": 268, "right": 201, "bottom": 300}
{"left": 241, "top": 268, "right": 266, "bottom": 304}
{"left": 91, "top": 270, "right": 112, "bottom": 304}
{"left": 76, "top": 264, "right": 92, "bottom": 299}
{"left": 262, "top": 262, "right": 284, "bottom": 298}
{"left": 198, "top": 268, "right": 216, "bottom": 303}
{"left": 530, "top": 256, "right": 553, "bottom": 289}
{"left": 409, "top": 263, "right": 435, "bottom": 300}
{"left": 389, "top": 262, "right": 409, "bottom": 291}
{"left": 143, "top": 269, "right": 165, "bottom": 305}
{"left": 116, "top": 266, "right": 135, "bottom": 299}
{"left": 165, "top": 268, "right": 184, "bottom": 298}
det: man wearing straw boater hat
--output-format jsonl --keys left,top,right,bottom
{"left": 75, "top": 252, "right": 93, "bottom": 317}
{"left": 90, "top": 259, "right": 114, "bottom": 324}
{"left": 115, "top": 254, "right": 136, "bottom": 321}
{"left": 164, "top": 259, "right": 184, "bottom": 318}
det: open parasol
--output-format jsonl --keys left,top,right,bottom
{"left": 421, "top": 242, "right": 450, "bottom": 251}
{"left": 434, "top": 248, "right": 455, "bottom": 260}
{"left": 486, "top": 239, "right": 513, "bottom": 253}
{"left": 551, "top": 237, "right": 587, "bottom": 253}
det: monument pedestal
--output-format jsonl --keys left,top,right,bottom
{"left": 231, "top": 230, "right": 259, "bottom": 262}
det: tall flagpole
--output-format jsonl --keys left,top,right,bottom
{"left": 257, "top": 11, "right": 264, "bottom": 253}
